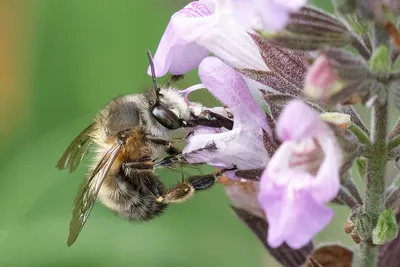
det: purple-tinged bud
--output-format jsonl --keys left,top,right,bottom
{"left": 305, "top": 55, "right": 344, "bottom": 102}
{"left": 304, "top": 244, "right": 353, "bottom": 267}
{"left": 263, "top": 6, "right": 353, "bottom": 51}
{"left": 304, "top": 49, "right": 373, "bottom": 106}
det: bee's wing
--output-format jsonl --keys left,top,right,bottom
{"left": 67, "top": 141, "right": 122, "bottom": 247}
{"left": 57, "top": 123, "right": 96, "bottom": 173}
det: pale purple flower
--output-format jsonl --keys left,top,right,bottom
{"left": 182, "top": 56, "right": 270, "bottom": 178}
{"left": 231, "top": 0, "right": 307, "bottom": 32}
{"left": 148, "top": 0, "right": 267, "bottom": 77}
{"left": 258, "top": 100, "right": 342, "bottom": 249}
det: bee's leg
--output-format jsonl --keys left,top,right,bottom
{"left": 183, "top": 110, "right": 234, "bottom": 130}
{"left": 147, "top": 180, "right": 165, "bottom": 203}
{"left": 163, "top": 166, "right": 237, "bottom": 203}
{"left": 154, "top": 141, "right": 217, "bottom": 168}
{"left": 146, "top": 136, "right": 181, "bottom": 156}
{"left": 165, "top": 74, "right": 184, "bottom": 87}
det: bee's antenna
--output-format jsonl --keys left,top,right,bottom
{"left": 147, "top": 50, "right": 159, "bottom": 91}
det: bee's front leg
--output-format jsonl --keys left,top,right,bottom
{"left": 183, "top": 110, "right": 234, "bottom": 130}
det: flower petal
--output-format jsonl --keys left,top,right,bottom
{"left": 273, "top": 0, "right": 307, "bottom": 10}
{"left": 148, "top": 2, "right": 215, "bottom": 76}
{"left": 311, "top": 136, "right": 342, "bottom": 203}
{"left": 258, "top": 0, "right": 291, "bottom": 31}
{"left": 198, "top": 56, "right": 270, "bottom": 133}
{"left": 231, "top": 0, "right": 306, "bottom": 32}
{"left": 183, "top": 127, "right": 268, "bottom": 178}
{"left": 258, "top": 179, "right": 334, "bottom": 249}
{"left": 276, "top": 100, "right": 332, "bottom": 141}
{"left": 182, "top": 57, "right": 269, "bottom": 178}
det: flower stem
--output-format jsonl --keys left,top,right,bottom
{"left": 361, "top": 100, "right": 388, "bottom": 267}
{"left": 357, "top": 24, "right": 390, "bottom": 267}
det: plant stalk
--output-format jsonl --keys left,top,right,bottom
{"left": 357, "top": 23, "right": 390, "bottom": 267}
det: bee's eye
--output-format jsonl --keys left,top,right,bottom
{"left": 151, "top": 105, "right": 182, "bottom": 130}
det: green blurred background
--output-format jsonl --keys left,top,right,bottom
{"left": 0, "top": 1, "right": 361, "bottom": 266}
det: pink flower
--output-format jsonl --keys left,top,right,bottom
{"left": 148, "top": 0, "right": 267, "bottom": 77}
{"left": 258, "top": 100, "right": 342, "bottom": 249}
{"left": 231, "top": 0, "right": 307, "bottom": 32}
{"left": 304, "top": 55, "right": 344, "bottom": 101}
{"left": 182, "top": 56, "right": 270, "bottom": 178}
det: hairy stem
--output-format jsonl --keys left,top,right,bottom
{"left": 362, "top": 100, "right": 388, "bottom": 266}
{"left": 357, "top": 24, "right": 390, "bottom": 267}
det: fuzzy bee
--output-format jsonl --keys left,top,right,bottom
{"left": 57, "top": 51, "right": 234, "bottom": 247}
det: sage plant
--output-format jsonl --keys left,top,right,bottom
{"left": 148, "top": 0, "right": 400, "bottom": 266}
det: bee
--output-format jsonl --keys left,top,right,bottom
{"left": 57, "top": 51, "right": 234, "bottom": 246}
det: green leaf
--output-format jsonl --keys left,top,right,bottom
{"left": 369, "top": 45, "right": 391, "bottom": 73}
{"left": 373, "top": 209, "right": 399, "bottom": 245}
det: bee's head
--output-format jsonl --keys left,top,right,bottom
{"left": 146, "top": 50, "right": 189, "bottom": 130}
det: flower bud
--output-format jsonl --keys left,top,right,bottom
{"left": 321, "top": 112, "right": 352, "bottom": 129}
{"left": 304, "top": 48, "right": 373, "bottom": 106}
{"left": 373, "top": 209, "right": 399, "bottom": 245}
{"left": 304, "top": 55, "right": 344, "bottom": 102}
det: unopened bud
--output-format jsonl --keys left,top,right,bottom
{"left": 305, "top": 55, "right": 344, "bottom": 102}
{"left": 304, "top": 49, "right": 373, "bottom": 106}
{"left": 373, "top": 209, "right": 399, "bottom": 245}
{"left": 321, "top": 112, "right": 352, "bottom": 129}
